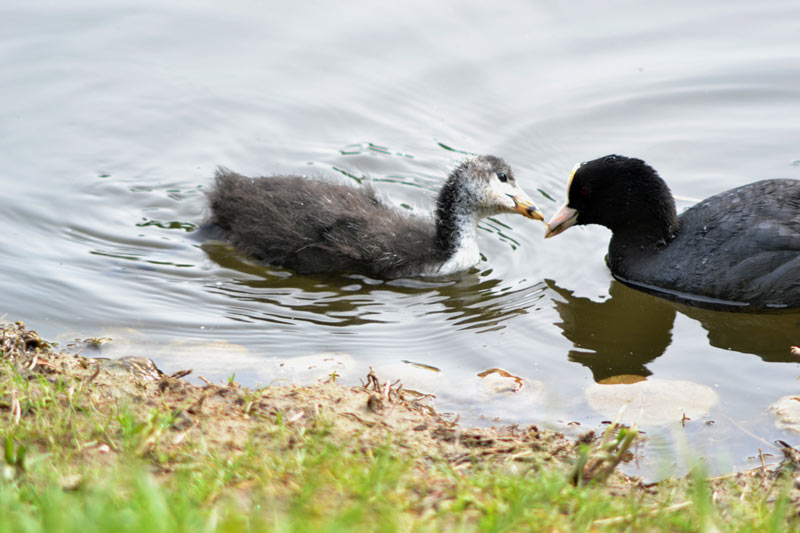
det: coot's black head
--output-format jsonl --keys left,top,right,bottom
{"left": 545, "top": 155, "right": 679, "bottom": 243}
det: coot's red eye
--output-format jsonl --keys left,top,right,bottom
{"left": 580, "top": 185, "right": 591, "bottom": 197}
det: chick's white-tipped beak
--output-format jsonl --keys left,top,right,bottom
{"left": 505, "top": 192, "right": 544, "bottom": 221}
{"left": 545, "top": 203, "right": 579, "bottom": 238}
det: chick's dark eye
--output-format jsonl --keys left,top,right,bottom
{"left": 496, "top": 172, "right": 508, "bottom": 183}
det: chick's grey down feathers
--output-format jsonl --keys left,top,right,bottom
{"left": 208, "top": 172, "right": 447, "bottom": 277}
{"left": 207, "top": 153, "right": 538, "bottom": 277}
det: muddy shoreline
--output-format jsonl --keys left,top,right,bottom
{"left": 1, "top": 320, "right": 587, "bottom": 475}
{"left": 4, "top": 319, "right": 800, "bottom": 526}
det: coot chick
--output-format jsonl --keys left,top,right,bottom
{"left": 545, "top": 155, "right": 800, "bottom": 309}
{"left": 208, "top": 155, "right": 544, "bottom": 278}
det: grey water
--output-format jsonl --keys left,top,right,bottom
{"left": 3, "top": 0, "right": 800, "bottom": 478}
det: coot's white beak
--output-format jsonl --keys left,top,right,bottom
{"left": 545, "top": 203, "right": 579, "bottom": 238}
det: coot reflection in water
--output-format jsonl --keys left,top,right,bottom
{"left": 548, "top": 280, "right": 674, "bottom": 381}
{"left": 549, "top": 279, "right": 800, "bottom": 382}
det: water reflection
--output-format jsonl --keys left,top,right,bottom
{"left": 677, "top": 304, "right": 800, "bottom": 364}
{"left": 428, "top": 276, "right": 547, "bottom": 332}
{"left": 549, "top": 279, "right": 800, "bottom": 382}
{"left": 548, "top": 279, "right": 675, "bottom": 381}
{"left": 202, "top": 239, "right": 545, "bottom": 332}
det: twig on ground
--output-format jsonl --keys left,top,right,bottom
{"left": 592, "top": 501, "right": 692, "bottom": 527}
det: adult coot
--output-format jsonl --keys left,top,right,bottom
{"left": 208, "top": 155, "right": 544, "bottom": 278}
{"left": 545, "top": 155, "right": 800, "bottom": 309}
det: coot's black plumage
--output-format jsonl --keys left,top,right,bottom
{"left": 545, "top": 155, "right": 800, "bottom": 309}
{"left": 208, "top": 155, "right": 543, "bottom": 278}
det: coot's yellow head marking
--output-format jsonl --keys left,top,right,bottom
{"left": 567, "top": 162, "right": 582, "bottom": 192}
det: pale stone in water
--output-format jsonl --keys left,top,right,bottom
{"left": 585, "top": 378, "right": 718, "bottom": 426}
{"left": 55, "top": 329, "right": 358, "bottom": 385}
{"left": 770, "top": 395, "right": 800, "bottom": 433}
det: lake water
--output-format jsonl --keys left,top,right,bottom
{"left": 3, "top": 0, "right": 800, "bottom": 478}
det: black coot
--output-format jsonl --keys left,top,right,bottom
{"left": 545, "top": 154, "right": 800, "bottom": 309}
{"left": 208, "top": 155, "right": 544, "bottom": 278}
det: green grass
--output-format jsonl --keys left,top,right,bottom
{"left": 2, "top": 449, "right": 796, "bottom": 532}
{"left": 1, "top": 355, "right": 800, "bottom": 532}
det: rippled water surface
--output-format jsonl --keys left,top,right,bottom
{"left": 3, "top": 0, "right": 800, "bottom": 477}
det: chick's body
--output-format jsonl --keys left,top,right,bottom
{"left": 208, "top": 155, "right": 543, "bottom": 278}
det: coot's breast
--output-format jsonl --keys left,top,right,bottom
{"left": 613, "top": 179, "right": 800, "bottom": 308}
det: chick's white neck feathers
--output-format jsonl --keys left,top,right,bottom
{"left": 427, "top": 210, "right": 482, "bottom": 276}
